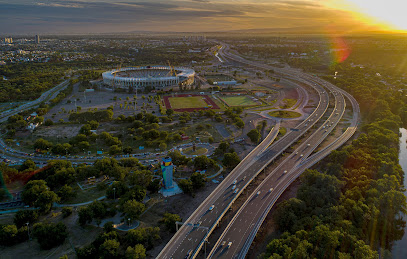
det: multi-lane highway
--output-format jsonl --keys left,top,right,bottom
{"left": 158, "top": 56, "right": 336, "bottom": 259}
{"left": 205, "top": 45, "right": 359, "bottom": 259}
{"left": 158, "top": 43, "right": 359, "bottom": 259}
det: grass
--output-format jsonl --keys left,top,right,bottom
{"left": 168, "top": 96, "right": 209, "bottom": 109}
{"left": 268, "top": 110, "right": 302, "bottom": 118}
{"left": 279, "top": 127, "right": 287, "bottom": 136}
{"left": 183, "top": 146, "right": 208, "bottom": 156}
{"left": 220, "top": 95, "right": 258, "bottom": 107}
{"left": 63, "top": 184, "right": 106, "bottom": 204}
{"left": 280, "top": 98, "right": 297, "bottom": 109}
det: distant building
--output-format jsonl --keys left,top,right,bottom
{"left": 4, "top": 37, "right": 12, "bottom": 44}
{"left": 35, "top": 35, "right": 40, "bottom": 44}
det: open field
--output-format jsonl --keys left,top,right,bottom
{"left": 220, "top": 95, "right": 259, "bottom": 107}
{"left": 205, "top": 74, "right": 234, "bottom": 82}
{"left": 183, "top": 146, "right": 208, "bottom": 156}
{"left": 280, "top": 98, "right": 297, "bottom": 109}
{"left": 163, "top": 94, "right": 220, "bottom": 112}
{"left": 268, "top": 110, "right": 302, "bottom": 118}
{"left": 169, "top": 96, "right": 208, "bottom": 109}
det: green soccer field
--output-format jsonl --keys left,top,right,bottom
{"left": 220, "top": 95, "right": 258, "bottom": 107}
{"left": 168, "top": 96, "right": 209, "bottom": 109}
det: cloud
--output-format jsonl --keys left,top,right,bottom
{"left": 0, "top": 0, "right": 377, "bottom": 34}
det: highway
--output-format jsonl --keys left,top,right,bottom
{"left": 205, "top": 44, "right": 359, "bottom": 259}
{"left": 158, "top": 52, "right": 333, "bottom": 259}
{"left": 0, "top": 79, "right": 70, "bottom": 123}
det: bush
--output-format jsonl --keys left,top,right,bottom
{"left": 33, "top": 222, "right": 68, "bottom": 249}
{"left": 62, "top": 207, "right": 73, "bottom": 218}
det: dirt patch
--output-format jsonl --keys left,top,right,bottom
{"left": 34, "top": 124, "right": 82, "bottom": 139}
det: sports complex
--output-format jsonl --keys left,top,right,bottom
{"left": 163, "top": 94, "right": 220, "bottom": 112}
{"left": 102, "top": 66, "right": 195, "bottom": 89}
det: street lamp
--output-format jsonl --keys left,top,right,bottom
{"left": 128, "top": 218, "right": 131, "bottom": 227}
{"left": 113, "top": 187, "right": 116, "bottom": 200}
{"left": 26, "top": 222, "right": 31, "bottom": 240}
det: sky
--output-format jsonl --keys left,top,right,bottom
{"left": 0, "top": 0, "right": 404, "bottom": 35}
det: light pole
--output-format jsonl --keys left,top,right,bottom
{"left": 128, "top": 218, "right": 131, "bottom": 227}
{"left": 113, "top": 187, "right": 116, "bottom": 200}
{"left": 26, "top": 222, "right": 31, "bottom": 240}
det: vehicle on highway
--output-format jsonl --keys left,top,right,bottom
{"left": 222, "top": 241, "right": 226, "bottom": 246}
{"left": 243, "top": 176, "right": 246, "bottom": 181}
{"left": 283, "top": 170, "right": 287, "bottom": 174}
{"left": 227, "top": 242, "right": 232, "bottom": 248}
{"left": 300, "top": 154, "right": 304, "bottom": 157}
{"left": 233, "top": 188, "right": 239, "bottom": 194}
{"left": 256, "top": 191, "right": 261, "bottom": 195}
{"left": 268, "top": 188, "right": 274, "bottom": 193}
{"left": 185, "top": 249, "right": 193, "bottom": 259}
{"left": 209, "top": 205, "right": 215, "bottom": 211}
{"left": 233, "top": 179, "right": 237, "bottom": 185}
{"left": 232, "top": 185, "right": 236, "bottom": 190}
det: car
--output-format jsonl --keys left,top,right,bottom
{"left": 227, "top": 242, "right": 233, "bottom": 248}
{"left": 243, "top": 176, "right": 246, "bottom": 181}
{"left": 295, "top": 151, "right": 298, "bottom": 155}
{"left": 232, "top": 185, "right": 236, "bottom": 190}
{"left": 233, "top": 188, "right": 239, "bottom": 194}
{"left": 256, "top": 191, "right": 261, "bottom": 195}
{"left": 268, "top": 188, "right": 274, "bottom": 192}
{"left": 283, "top": 170, "right": 287, "bottom": 174}
{"left": 307, "top": 143, "right": 311, "bottom": 147}
{"left": 209, "top": 205, "right": 215, "bottom": 211}
{"left": 233, "top": 179, "right": 237, "bottom": 185}
{"left": 185, "top": 249, "right": 193, "bottom": 259}
{"left": 300, "top": 154, "right": 304, "bottom": 157}
{"left": 222, "top": 241, "right": 226, "bottom": 246}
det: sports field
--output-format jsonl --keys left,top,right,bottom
{"left": 163, "top": 94, "right": 220, "bottom": 112}
{"left": 169, "top": 97, "right": 208, "bottom": 109}
{"left": 220, "top": 95, "right": 258, "bottom": 107}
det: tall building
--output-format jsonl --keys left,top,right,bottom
{"left": 4, "top": 38, "right": 12, "bottom": 44}
{"left": 35, "top": 35, "right": 40, "bottom": 44}
{"left": 161, "top": 157, "right": 174, "bottom": 189}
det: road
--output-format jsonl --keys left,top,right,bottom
{"left": 206, "top": 44, "right": 359, "bottom": 259}
{"left": 157, "top": 54, "right": 331, "bottom": 259}
{"left": 0, "top": 79, "right": 70, "bottom": 123}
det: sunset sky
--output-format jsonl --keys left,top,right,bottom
{"left": 0, "top": 0, "right": 404, "bottom": 34}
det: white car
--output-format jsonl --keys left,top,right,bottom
{"left": 256, "top": 191, "right": 261, "bottom": 195}
{"left": 232, "top": 185, "right": 236, "bottom": 190}
{"left": 268, "top": 188, "right": 274, "bottom": 193}
{"left": 283, "top": 170, "right": 287, "bottom": 174}
{"left": 227, "top": 242, "right": 232, "bottom": 248}
{"left": 209, "top": 205, "right": 215, "bottom": 211}
{"left": 233, "top": 179, "right": 237, "bottom": 185}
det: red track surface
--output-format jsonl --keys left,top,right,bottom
{"left": 163, "top": 94, "right": 220, "bottom": 112}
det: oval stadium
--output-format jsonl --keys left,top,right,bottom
{"left": 102, "top": 66, "right": 195, "bottom": 89}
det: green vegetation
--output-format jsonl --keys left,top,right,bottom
{"left": 280, "top": 98, "right": 297, "bottom": 109}
{"left": 268, "top": 110, "right": 302, "bottom": 118}
{"left": 247, "top": 129, "right": 261, "bottom": 143}
{"left": 220, "top": 95, "right": 258, "bottom": 107}
{"left": 183, "top": 146, "right": 208, "bottom": 156}
{"left": 168, "top": 96, "right": 208, "bottom": 109}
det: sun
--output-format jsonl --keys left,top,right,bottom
{"left": 340, "top": 0, "right": 407, "bottom": 31}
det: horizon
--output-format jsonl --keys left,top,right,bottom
{"left": 0, "top": 0, "right": 405, "bottom": 35}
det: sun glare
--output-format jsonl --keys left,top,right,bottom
{"left": 343, "top": 0, "right": 407, "bottom": 31}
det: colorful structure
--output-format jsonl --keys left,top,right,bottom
{"left": 161, "top": 157, "right": 174, "bottom": 189}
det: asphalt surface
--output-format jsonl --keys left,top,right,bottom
{"left": 205, "top": 44, "right": 359, "bottom": 259}
{"left": 158, "top": 49, "right": 331, "bottom": 259}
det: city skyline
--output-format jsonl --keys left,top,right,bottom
{"left": 0, "top": 0, "right": 405, "bottom": 35}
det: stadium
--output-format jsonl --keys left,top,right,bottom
{"left": 102, "top": 66, "right": 195, "bottom": 89}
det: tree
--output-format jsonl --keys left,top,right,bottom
{"left": 33, "top": 222, "right": 68, "bottom": 249}
{"left": 109, "top": 145, "right": 122, "bottom": 155}
{"left": 44, "top": 119, "right": 54, "bottom": 126}
{"left": 190, "top": 172, "right": 206, "bottom": 190}
{"left": 100, "top": 239, "right": 120, "bottom": 258}
{"left": 19, "top": 159, "right": 36, "bottom": 171}
{"left": 166, "top": 109, "right": 174, "bottom": 116}
{"left": 147, "top": 179, "right": 161, "bottom": 193}
{"left": 34, "top": 138, "right": 53, "bottom": 151}
{"left": 161, "top": 213, "right": 181, "bottom": 233}
{"left": 13, "top": 210, "right": 38, "bottom": 228}
{"left": 123, "top": 200, "right": 145, "bottom": 221}
{"left": 126, "top": 244, "right": 146, "bottom": 259}
{"left": 123, "top": 146, "right": 133, "bottom": 154}
{"left": 159, "top": 142, "right": 167, "bottom": 151}
{"left": 222, "top": 152, "right": 241, "bottom": 169}
{"left": 57, "top": 184, "right": 76, "bottom": 202}
{"left": 247, "top": 129, "right": 261, "bottom": 143}
{"left": 78, "top": 207, "right": 93, "bottom": 226}
{"left": 178, "top": 179, "right": 193, "bottom": 195}
{"left": 21, "top": 180, "right": 59, "bottom": 213}
{"left": 62, "top": 207, "right": 73, "bottom": 218}
{"left": 193, "top": 155, "right": 216, "bottom": 170}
